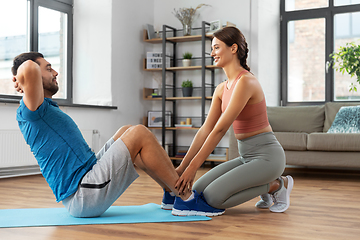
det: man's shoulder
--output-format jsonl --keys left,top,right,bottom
{"left": 17, "top": 97, "right": 52, "bottom": 121}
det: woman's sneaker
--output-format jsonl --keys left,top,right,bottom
{"left": 172, "top": 190, "right": 225, "bottom": 217}
{"left": 270, "top": 175, "right": 294, "bottom": 213}
{"left": 255, "top": 193, "right": 273, "bottom": 209}
{"left": 161, "top": 189, "right": 175, "bottom": 210}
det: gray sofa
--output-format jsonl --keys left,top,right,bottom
{"left": 229, "top": 102, "right": 360, "bottom": 169}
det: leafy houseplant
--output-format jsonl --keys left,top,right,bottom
{"left": 330, "top": 42, "right": 360, "bottom": 92}
{"left": 183, "top": 52, "right": 193, "bottom": 59}
{"left": 181, "top": 80, "right": 193, "bottom": 97}
{"left": 182, "top": 52, "right": 193, "bottom": 67}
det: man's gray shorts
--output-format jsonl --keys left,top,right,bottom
{"left": 62, "top": 138, "right": 139, "bottom": 217}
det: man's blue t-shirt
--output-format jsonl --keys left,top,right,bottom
{"left": 16, "top": 98, "right": 97, "bottom": 202}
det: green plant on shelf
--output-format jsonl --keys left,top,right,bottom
{"left": 181, "top": 79, "right": 193, "bottom": 88}
{"left": 182, "top": 52, "right": 193, "bottom": 59}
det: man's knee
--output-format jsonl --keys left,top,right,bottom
{"left": 129, "top": 124, "right": 151, "bottom": 136}
{"left": 113, "top": 125, "right": 133, "bottom": 141}
{"left": 122, "top": 124, "right": 132, "bottom": 129}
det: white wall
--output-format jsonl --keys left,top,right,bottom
{"left": 73, "top": 0, "right": 112, "bottom": 106}
{"left": 66, "top": 0, "right": 155, "bottom": 146}
{"left": 111, "top": 0, "right": 154, "bottom": 127}
{"left": 250, "top": 0, "right": 281, "bottom": 106}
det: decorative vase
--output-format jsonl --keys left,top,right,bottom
{"left": 183, "top": 24, "right": 191, "bottom": 36}
{"left": 182, "top": 59, "right": 191, "bottom": 67}
{"left": 157, "top": 83, "right": 162, "bottom": 96}
{"left": 182, "top": 87, "right": 193, "bottom": 97}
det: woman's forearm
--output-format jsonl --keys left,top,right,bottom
{"left": 178, "top": 127, "right": 210, "bottom": 171}
{"left": 188, "top": 127, "right": 227, "bottom": 170}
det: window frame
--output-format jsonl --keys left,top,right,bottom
{"left": 0, "top": 0, "right": 73, "bottom": 105}
{"left": 280, "top": 0, "right": 360, "bottom": 106}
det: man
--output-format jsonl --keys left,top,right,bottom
{"left": 11, "top": 52, "right": 196, "bottom": 217}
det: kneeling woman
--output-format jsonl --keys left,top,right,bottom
{"left": 165, "top": 26, "right": 293, "bottom": 216}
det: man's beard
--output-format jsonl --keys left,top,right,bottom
{"left": 44, "top": 82, "right": 59, "bottom": 96}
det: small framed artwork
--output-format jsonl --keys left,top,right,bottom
{"left": 148, "top": 111, "right": 171, "bottom": 127}
{"left": 209, "top": 20, "right": 222, "bottom": 32}
{"left": 146, "top": 24, "right": 156, "bottom": 39}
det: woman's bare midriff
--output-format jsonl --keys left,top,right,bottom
{"left": 234, "top": 125, "right": 273, "bottom": 140}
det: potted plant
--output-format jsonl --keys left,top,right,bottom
{"left": 181, "top": 80, "right": 193, "bottom": 97}
{"left": 330, "top": 42, "right": 360, "bottom": 92}
{"left": 182, "top": 52, "right": 193, "bottom": 67}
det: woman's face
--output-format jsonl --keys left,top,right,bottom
{"left": 211, "top": 37, "right": 235, "bottom": 68}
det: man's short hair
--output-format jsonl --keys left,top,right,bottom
{"left": 11, "top": 52, "right": 44, "bottom": 76}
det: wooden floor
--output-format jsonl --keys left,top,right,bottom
{"left": 0, "top": 165, "right": 359, "bottom": 240}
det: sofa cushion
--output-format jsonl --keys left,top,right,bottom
{"left": 274, "top": 132, "right": 308, "bottom": 151}
{"left": 307, "top": 133, "right": 360, "bottom": 151}
{"left": 324, "top": 102, "right": 360, "bottom": 132}
{"left": 267, "top": 105, "right": 325, "bottom": 133}
{"left": 285, "top": 151, "right": 360, "bottom": 168}
{"left": 327, "top": 105, "right": 360, "bottom": 133}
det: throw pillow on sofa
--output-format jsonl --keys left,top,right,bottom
{"left": 327, "top": 105, "right": 360, "bottom": 133}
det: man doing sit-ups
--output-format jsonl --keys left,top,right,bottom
{"left": 11, "top": 52, "right": 194, "bottom": 217}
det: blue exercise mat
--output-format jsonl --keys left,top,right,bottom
{"left": 0, "top": 203, "right": 211, "bottom": 228}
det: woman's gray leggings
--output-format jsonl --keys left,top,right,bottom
{"left": 193, "top": 132, "right": 286, "bottom": 209}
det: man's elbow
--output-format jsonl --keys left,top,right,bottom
{"left": 22, "top": 60, "right": 39, "bottom": 71}
{"left": 17, "top": 60, "right": 39, "bottom": 76}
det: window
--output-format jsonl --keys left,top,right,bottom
{"left": 285, "top": 0, "right": 329, "bottom": 11}
{"left": 0, "top": 0, "right": 72, "bottom": 104}
{"left": 281, "top": 0, "right": 360, "bottom": 105}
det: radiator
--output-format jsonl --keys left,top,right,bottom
{"left": 0, "top": 129, "right": 99, "bottom": 178}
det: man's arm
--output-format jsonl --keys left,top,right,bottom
{"left": 14, "top": 60, "right": 44, "bottom": 111}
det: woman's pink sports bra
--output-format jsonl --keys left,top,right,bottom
{"left": 221, "top": 70, "right": 270, "bottom": 134}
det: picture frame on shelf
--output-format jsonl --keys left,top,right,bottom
{"left": 146, "top": 24, "right": 156, "bottom": 39}
{"left": 148, "top": 111, "right": 171, "bottom": 127}
{"left": 209, "top": 20, "right": 222, "bottom": 33}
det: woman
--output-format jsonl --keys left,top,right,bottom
{"left": 164, "top": 27, "right": 293, "bottom": 217}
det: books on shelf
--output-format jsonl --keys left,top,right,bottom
{"left": 174, "top": 149, "right": 187, "bottom": 158}
{"left": 175, "top": 124, "right": 193, "bottom": 128}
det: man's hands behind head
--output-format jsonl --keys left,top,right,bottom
{"left": 12, "top": 76, "right": 23, "bottom": 93}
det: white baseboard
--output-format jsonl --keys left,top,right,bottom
{"left": 0, "top": 165, "right": 41, "bottom": 179}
